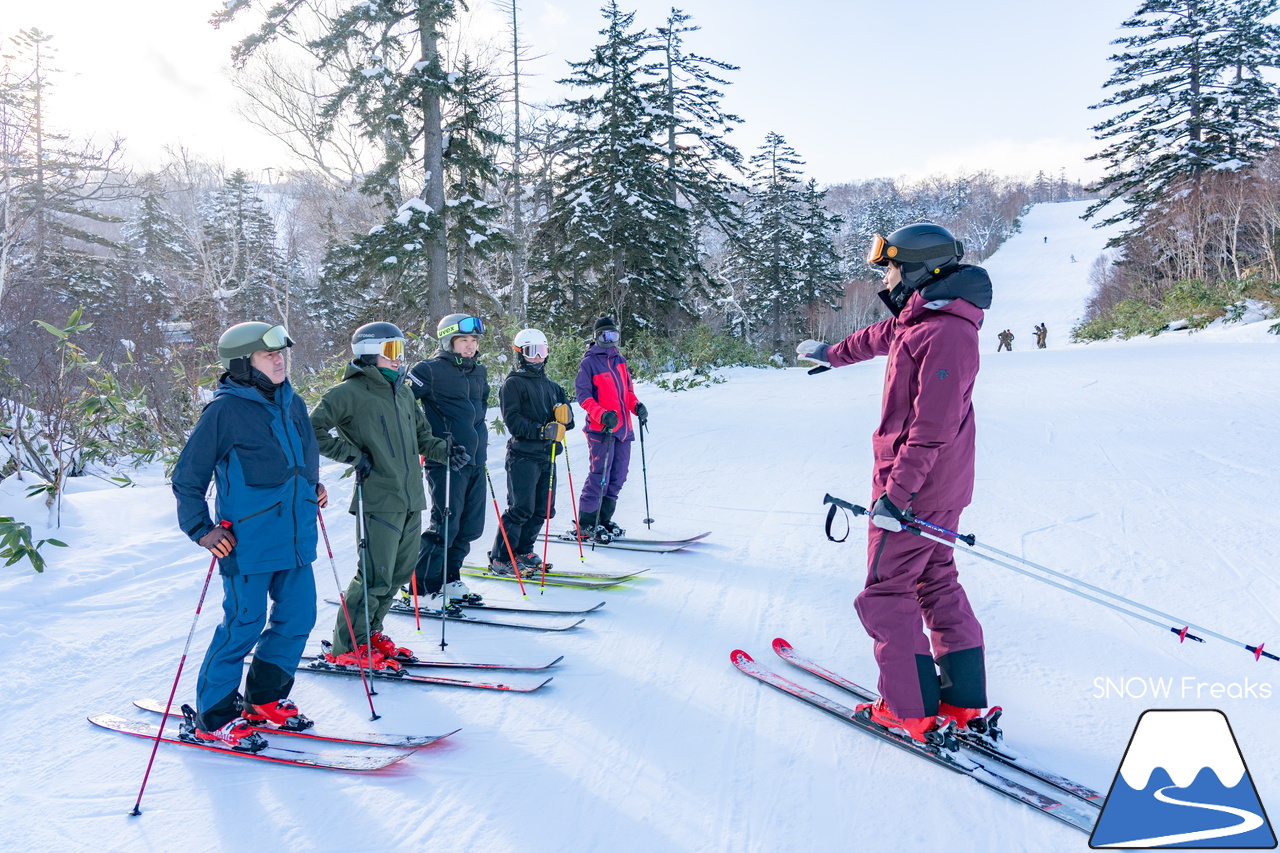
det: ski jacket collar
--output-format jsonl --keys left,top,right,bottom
{"left": 214, "top": 374, "right": 294, "bottom": 409}
{"left": 434, "top": 348, "right": 480, "bottom": 373}
{"left": 343, "top": 359, "right": 404, "bottom": 390}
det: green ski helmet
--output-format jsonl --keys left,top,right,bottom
{"left": 217, "top": 322, "right": 292, "bottom": 369}
{"left": 436, "top": 313, "right": 485, "bottom": 351}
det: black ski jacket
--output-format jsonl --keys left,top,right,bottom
{"left": 407, "top": 350, "right": 490, "bottom": 468}
{"left": 499, "top": 363, "right": 575, "bottom": 459}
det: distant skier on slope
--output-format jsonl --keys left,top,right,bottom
{"left": 1035, "top": 323, "right": 1048, "bottom": 349}
{"left": 796, "top": 223, "right": 993, "bottom": 744}
{"left": 487, "top": 328, "right": 575, "bottom": 575}
{"left": 997, "top": 329, "right": 1013, "bottom": 352}
{"left": 171, "top": 322, "right": 326, "bottom": 749}
{"left": 574, "top": 317, "right": 647, "bottom": 542}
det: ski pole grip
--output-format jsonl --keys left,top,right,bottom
{"left": 822, "top": 494, "right": 867, "bottom": 543}
{"left": 219, "top": 520, "right": 232, "bottom": 530}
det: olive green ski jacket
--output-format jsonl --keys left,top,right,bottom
{"left": 310, "top": 362, "right": 448, "bottom": 513}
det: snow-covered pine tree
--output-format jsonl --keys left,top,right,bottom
{"left": 724, "top": 133, "right": 835, "bottom": 351}
{"left": 531, "top": 1, "right": 694, "bottom": 331}
{"left": 214, "top": 0, "right": 461, "bottom": 321}
{"left": 444, "top": 55, "right": 510, "bottom": 313}
{"left": 1085, "top": 0, "right": 1280, "bottom": 231}
{"left": 123, "top": 175, "right": 196, "bottom": 313}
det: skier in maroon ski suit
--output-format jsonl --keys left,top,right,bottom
{"left": 799, "top": 223, "right": 993, "bottom": 743}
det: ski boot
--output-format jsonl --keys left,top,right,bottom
{"left": 598, "top": 498, "right": 626, "bottom": 538}
{"left": 321, "top": 641, "right": 402, "bottom": 673}
{"left": 444, "top": 579, "right": 482, "bottom": 605}
{"left": 488, "top": 552, "right": 531, "bottom": 578}
{"left": 242, "top": 698, "right": 314, "bottom": 732}
{"left": 515, "top": 552, "right": 550, "bottom": 574}
{"left": 574, "top": 510, "right": 611, "bottom": 543}
{"left": 939, "top": 702, "right": 1003, "bottom": 742}
{"left": 179, "top": 704, "right": 268, "bottom": 752}
{"left": 855, "top": 698, "right": 958, "bottom": 751}
{"left": 370, "top": 630, "right": 417, "bottom": 664}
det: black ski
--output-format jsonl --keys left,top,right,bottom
{"left": 132, "top": 698, "right": 457, "bottom": 749}
{"left": 770, "top": 638, "right": 1105, "bottom": 810}
{"left": 731, "top": 650, "right": 1096, "bottom": 834}
{"left": 297, "top": 657, "right": 552, "bottom": 691}
{"left": 90, "top": 713, "right": 409, "bottom": 771}
{"left": 325, "top": 597, "right": 585, "bottom": 631}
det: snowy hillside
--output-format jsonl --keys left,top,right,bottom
{"left": 3, "top": 202, "right": 1279, "bottom": 853}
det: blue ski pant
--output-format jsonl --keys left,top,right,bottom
{"left": 195, "top": 564, "right": 317, "bottom": 731}
{"left": 577, "top": 432, "right": 631, "bottom": 514}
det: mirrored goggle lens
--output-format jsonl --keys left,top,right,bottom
{"left": 261, "top": 324, "right": 293, "bottom": 350}
{"left": 866, "top": 234, "right": 891, "bottom": 266}
{"left": 381, "top": 339, "right": 405, "bottom": 360}
{"left": 598, "top": 329, "right": 620, "bottom": 343}
{"left": 439, "top": 316, "right": 485, "bottom": 339}
{"left": 520, "top": 343, "right": 549, "bottom": 358}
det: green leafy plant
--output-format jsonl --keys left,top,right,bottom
{"left": 0, "top": 515, "right": 66, "bottom": 573}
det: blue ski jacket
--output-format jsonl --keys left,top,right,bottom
{"left": 172, "top": 376, "right": 320, "bottom": 576}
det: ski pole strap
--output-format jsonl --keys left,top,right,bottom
{"left": 822, "top": 493, "right": 867, "bottom": 543}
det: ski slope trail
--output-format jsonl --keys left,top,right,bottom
{"left": 2, "top": 203, "right": 1277, "bottom": 852}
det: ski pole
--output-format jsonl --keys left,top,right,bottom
{"left": 355, "top": 480, "right": 379, "bottom": 690}
{"left": 562, "top": 436, "right": 585, "bottom": 563}
{"left": 318, "top": 509, "right": 378, "bottom": 719}
{"left": 639, "top": 420, "right": 653, "bottom": 529}
{"left": 539, "top": 440, "right": 559, "bottom": 591}
{"left": 823, "top": 493, "right": 1280, "bottom": 663}
{"left": 591, "top": 430, "right": 615, "bottom": 552}
{"left": 130, "top": 521, "right": 228, "bottom": 816}
{"left": 484, "top": 464, "right": 528, "bottom": 597}
{"left": 439, "top": 436, "right": 453, "bottom": 650}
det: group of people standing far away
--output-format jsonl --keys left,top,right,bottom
{"left": 798, "top": 222, "right": 994, "bottom": 746}
{"left": 996, "top": 324, "right": 1048, "bottom": 352}
{"left": 169, "top": 311, "right": 647, "bottom": 749}
{"left": 1033, "top": 323, "right": 1048, "bottom": 348}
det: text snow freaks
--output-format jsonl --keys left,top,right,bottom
{"left": 1092, "top": 676, "right": 1272, "bottom": 700}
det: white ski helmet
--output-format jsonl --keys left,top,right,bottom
{"left": 513, "top": 328, "right": 549, "bottom": 359}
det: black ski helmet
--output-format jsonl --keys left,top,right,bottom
{"left": 351, "top": 321, "right": 407, "bottom": 365}
{"left": 868, "top": 223, "right": 964, "bottom": 288}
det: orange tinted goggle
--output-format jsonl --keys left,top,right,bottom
{"left": 380, "top": 340, "right": 405, "bottom": 361}
{"left": 866, "top": 234, "right": 896, "bottom": 267}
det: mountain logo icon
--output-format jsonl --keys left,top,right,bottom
{"left": 1091, "top": 709, "right": 1276, "bottom": 848}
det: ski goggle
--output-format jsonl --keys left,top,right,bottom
{"left": 379, "top": 339, "right": 405, "bottom": 361}
{"left": 597, "top": 329, "right": 621, "bottom": 344}
{"left": 866, "top": 234, "right": 896, "bottom": 267}
{"left": 260, "top": 324, "right": 293, "bottom": 351}
{"left": 438, "top": 316, "right": 485, "bottom": 339}
{"left": 519, "top": 342, "right": 549, "bottom": 359}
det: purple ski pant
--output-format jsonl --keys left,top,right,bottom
{"left": 854, "top": 508, "right": 986, "bottom": 719}
{"left": 577, "top": 431, "right": 631, "bottom": 513}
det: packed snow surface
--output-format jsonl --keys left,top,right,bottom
{"left": 3, "top": 202, "right": 1278, "bottom": 852}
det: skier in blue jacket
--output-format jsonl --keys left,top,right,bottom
{"left": 171, "top": 322, "right": 326, "bottom": 751}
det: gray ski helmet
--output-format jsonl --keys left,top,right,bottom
{"left": 218, "top": 322, "right": 293, "bottom": 369}
{"left": 436, "top": 313, "right": 485, "bottom": 351}
{"left": 870, "top": 223, "right": 964, "bottom": 287}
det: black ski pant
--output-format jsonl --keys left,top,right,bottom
{"left": 491, "top": 449, "right": 556, "bottom": 560}
{"left": 412, "top": 464, "right": 486, "bottom": 595}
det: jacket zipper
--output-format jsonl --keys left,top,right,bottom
{"left": 390, "top": 383, "right": 414, "bottom": 506}
{"left": 238, "top": 501, "right": 283, "bottom": 524}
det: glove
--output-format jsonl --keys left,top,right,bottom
{"left": 796, "top": 339, "right": 831, "bottom": 366}
{"left": 316, "top": 483, "right": 329, "bottom": 509}
{"left": 448, "top": 443, "right": 472, "bottom": 471}
{"left": 553, "top": 403, "right": 571, "bottom": 425}
{"left": 353, "top": 451, "right": 374, "bottom": 483}
{"left": 635, "top": 402, "right": 648, "bottom": 427}
{"left": 198, "top": 524, "right": 236, "bottom": 558}
{"left": 541, "top": 422, "right": 565, "bottom": 442}
{"left": 870, "top": 494, "right": 914, "bottom": 533}
{"left": 600, "top": 410, "right": 620, "bottom": 432}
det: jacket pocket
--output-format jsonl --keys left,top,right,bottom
{"left": 380, "top": 416, "right": 397, "bottom": 458}
{"left": 237, "top": 502, "right": 283, "bottom": 524}
{"left": 235, "top": 442, "right": 289, "bottom": 488}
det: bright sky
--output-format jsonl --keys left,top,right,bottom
{"left": 0, "top": 0, "right": 1127, "bottom": 186}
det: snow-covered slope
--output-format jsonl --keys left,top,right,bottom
{"left": 3, "top": 203, "right": 1278, "bottom": 853}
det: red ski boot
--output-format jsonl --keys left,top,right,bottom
{"left": 855, "top": 698, "right": 939, "bottom": 743}
{"left": 324, "top": 642, "right": 402, "bottom": 672}
{"left": 188, "top": 716, "right": 268, "bottom": 752}
{"left": 370, "top": 630, "right": 417, "bottom": 663}
{"left": 242, "top": 698, "right": 314, "bottom": 731}
{"left": 939, "top": 702, "right": 1003, "bottom": 740}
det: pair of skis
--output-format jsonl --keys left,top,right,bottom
{"left": 733, "top": 639, "right": 1104, "bottom": 835}
{"left": 90, "top": 699, "right": 460, "bottom": 772}
{"left": 460, "top": 565, "right": 649, "bottom": 589}
{"left": 549, "top": 530, "right": 710, "bottom": 553}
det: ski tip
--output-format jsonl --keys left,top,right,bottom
{"left": 771, "top": 638, "right": 792, "bottom": 653}
{"left": 730, "top": 649, "right": 754, "bottom": 664}
{"left": 548, "top": 655, "right": 565, "bottom": 666}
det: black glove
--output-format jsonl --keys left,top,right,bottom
{"left": 197, "top": 524, "right": 236, "bottom": 558}
{"left": 635, "top": 402, "right": 648, "bottom": 427}
{"left": 600, "top": 410, "right": 620, "bottom": 432}
{"left": 353, "top": 451, "right": 374, "bottom": 483}
{"left": 448, "top": 443, "right": 472, "bottom": 471}
{"left": 870, "top": 494, "right": 914, "bottom": 533}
